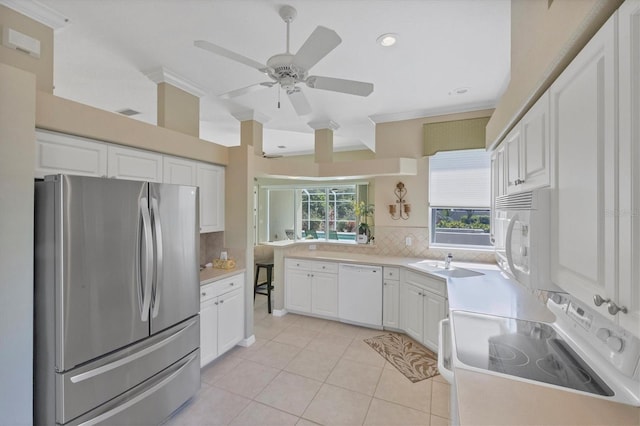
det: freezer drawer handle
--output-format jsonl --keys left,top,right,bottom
{"left": 77, "top": 350, "right": 198, "bottom": 426}
{"left": 150, "top": 197, "right": 163, "bottom": 319}
{"left": 139, "top": 197, "right": 153, "bottom": 322}
{"left": 69, "top": 318, "right": 197, "bottom": 384}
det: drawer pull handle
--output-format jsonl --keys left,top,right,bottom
{"left": 201, "top": 292, "right": 206, "bottom": 296}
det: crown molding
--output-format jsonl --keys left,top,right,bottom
{"left": 307, "top": 120, "right": 340, "bottom": 131}
{"left": 144, "top": 66, "right": 207, "bottom": 98}
{"left": 0, "top": 0, "right": 69, "bottom": 31}
{"left": 231, "top": 110, "right": 271, "bottom": 124}
{"left": 368, "top": 101, "right": 496, "bottom": 124}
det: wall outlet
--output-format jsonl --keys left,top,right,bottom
{"left": 309, "top": 244, "right": 317, "bottom": 250}
{"left": 405, "top": 237, "right": 412, "bottom": 246}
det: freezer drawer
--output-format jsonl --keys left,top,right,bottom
{"left": 66, "top": 349, "right": 200, "bottom": 426}
{"left": 46, "top": 316, "right": 199, "bottom": 425}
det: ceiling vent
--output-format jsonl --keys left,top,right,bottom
{"left": 116, "top": 108, "right": 140, "bottom": 117}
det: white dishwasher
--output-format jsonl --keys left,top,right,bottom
{"left": 338, "top": 263, "right": 383, "bottom": 328}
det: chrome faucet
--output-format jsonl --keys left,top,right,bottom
{"left": 444, "top": 253, "right": 453, "bottom": 269}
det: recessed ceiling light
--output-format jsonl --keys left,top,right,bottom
{"left": 449, "top": 87, "right": 470, "bottom": 96}
{"left": 376, "top": 33, "right": 398, "bottom": 47}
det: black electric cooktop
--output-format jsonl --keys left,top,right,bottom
{"left": 458, "top": 318, "right": 614, "bottom": 397}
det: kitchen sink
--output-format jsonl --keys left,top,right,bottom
{"left": 408, "top": 260, "right": 484, "bottom": 278}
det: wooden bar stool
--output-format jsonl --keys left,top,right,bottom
{"left": 254, "top": 262, "right": 274, "bottom": 314}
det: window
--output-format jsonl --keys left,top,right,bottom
{"left": 429, "top": 149, "right": 491, "bottom": 248}
{"left": 257, "top": 184, "right": 366, "bottom": 243}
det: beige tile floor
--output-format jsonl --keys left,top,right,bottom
{"left": 164, "top": 296, "right": 451, "bottom": 426}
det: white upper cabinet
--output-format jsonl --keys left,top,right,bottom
{"left": 504, "top": 91, "right": 551, "bottom": 194}
{"left": 107, "top": 145, "right": 163, "bottom": 182}
{"left": 163, "top": 156, "right": 197, "bottom": 185}
{"left": 35, "top": 130, "right": 107, "bottom": 178}
{"left": 34, "top": 132, "right": 226, "bottom": 234}
{"left": 549, "top": 13, "right": 617, "bottom": 320}
{"left": 505, "top": 126, "right": 522, "bottom": 194}
{"left": 519, "top": 91, "right": 551, "bottom": 191}
{"left": 197, "top": 163, "right": 225, "bottom": 233}
{"left": 617, "top": 0, "right": 640, "bottom": 333}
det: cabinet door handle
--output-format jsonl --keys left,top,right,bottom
{"left": 201, "top": 292, "right": 206, "bottom": 296}
{"left": 229, "top": 282, "right": 235, "bottom": 286}
{"left": 418, "top": 292, "right": 423, "bottom": 296}
{"left": 607, "top": 301, "right": 628, "bottom": 315}
{"left": 593, "top": 294, "right": 610, "bottom": 307}
{"left": 214, "top": 301, "right": 218, "bottom": 305}
{"left": 219, "top": 299, "right": 224, "bottom": 304}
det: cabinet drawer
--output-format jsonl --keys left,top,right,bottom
{"left": 286, "top": 259, "right": 312, "bottom": 271}
{"left": 384, "top": 267, "right": 400, "bottom": 280}
{"left": 312, "top": 261, "right": 338, "bottom": 274}
{"left": 200, "top": 283, "right": 217, "bottom": 303}
{"left": 201, "top": 273, "right": 244, "bottom": 302}
{"left": 403, "top": 270, "right": 446, "bottom": 297}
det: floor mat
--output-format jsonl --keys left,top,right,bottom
{"left": 364, "top": 333, "right": 439, "bottom": 383}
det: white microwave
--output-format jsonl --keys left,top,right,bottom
{"left": 494, "top": 188, "right": 561, "bottom": 292}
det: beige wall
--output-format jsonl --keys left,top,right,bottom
{"left": 157, "top": 82, "right": 200, "bottom": 138}
{"left": 36, "top": 92, "right": 228, "bottom": 165}
{"left": 0, "top": 5, "right": 53, "bottom": 93}
{"left": 374, "top": 109, "right": 494, "bottom": 229}
{"left": 487, "top": 0, "right": 622, "bottom": 148}
{"left": 0, "top": 63, "right": 36, "bottom": 425}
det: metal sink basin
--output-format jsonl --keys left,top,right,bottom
{"left": 408, "top": 260, "right": 484, "bottom": 278}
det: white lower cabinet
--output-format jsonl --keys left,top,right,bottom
{"left": 383, "top": 267, "right": 400, "bottom": 329}
{"left": 200, "top": 273, "right": 245, "bottom": 367}
{"left": 284, "top": 258, "right": 448, "bottom": 349}
{"left": 285, "top": 259, "right": 338, "bottom": 319}
{"left": 400, "top": 270, "right": 447, "bottom": 352}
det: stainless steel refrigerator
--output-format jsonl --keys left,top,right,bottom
{"left": 34, "top": 175, "right": 201, "bottom": 425}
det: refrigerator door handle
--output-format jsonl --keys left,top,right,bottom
{"left": 150, "top": 197, "right": 163, "bottom": 319}
{"left": 69, "top": 317, "right": 197, "bottom": 384}
{"left": 139, "top": 197, "right": 153, "bottom": 322}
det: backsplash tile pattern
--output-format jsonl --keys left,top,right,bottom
{"left": 199, "top": 231, "right": 224, "bottom": 266}
{"left": 284, "top": 226, "right": 495, "bottom": 264}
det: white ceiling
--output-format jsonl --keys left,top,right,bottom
{"left": 28, "top": 0, "right": 510, "bottom": 155}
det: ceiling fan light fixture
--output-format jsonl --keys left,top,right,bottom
{"left": 377, "top": 33, "right": 398, "bottom": 47}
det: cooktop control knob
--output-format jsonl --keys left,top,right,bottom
{"left": 606, "top": 336, "right": 624, "bottom": 353}
{"left": 596, "top": 328, "right": 611, "bottom": 341}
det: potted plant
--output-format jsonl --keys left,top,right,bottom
{"left": 354, "top": 201, "right": 374, "bottom": 243}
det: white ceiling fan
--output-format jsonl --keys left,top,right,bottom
{"left": 194, "top": 5, "right": 374, "bottom": 116}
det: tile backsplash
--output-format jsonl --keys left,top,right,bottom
{"left": 285, "top": 226, "right": 495, "bottom": 264}
{"left": 199, "top": 231, "right": 224, "bottom": 266}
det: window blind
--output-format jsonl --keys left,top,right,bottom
{"left": 429, "top": 149, "right": 491, "bottom": 208}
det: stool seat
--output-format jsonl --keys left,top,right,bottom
{"left": 254, "top": 262, "right": 274, "bottom": 314}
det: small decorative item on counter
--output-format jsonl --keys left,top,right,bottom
{"left": 354, "top": 201, "right": 375, "bottom": 244}
{"left": 213, "top": 258, "right": 236, "bottom": 269}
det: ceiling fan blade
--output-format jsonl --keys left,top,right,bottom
{"left": 306, "top": 76, "right": 374, "bottom": 97}
{"left": 293, "top": 26, "right": 341, "bottom": 71}
{"left": 287, "top": 88, "right": 312, "bottom": 116}
{"left": 219, "top": 82, "right": 274, "bottom": 99}
{"left": 194, "top": 40, "right": 270, "bottom": 73}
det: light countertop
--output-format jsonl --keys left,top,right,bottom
{"left": 284, "top": 250, "right": 640, "bottom": 424}
{"left": 199, "top": 267, "right": 246, "bottom": 286}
